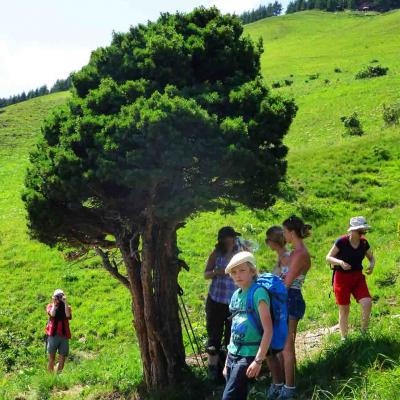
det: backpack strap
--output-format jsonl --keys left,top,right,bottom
{"left": 246, "top": 283, "right": 264, "bottom": 336}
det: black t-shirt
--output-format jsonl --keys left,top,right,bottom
{"left": 334, "top": 235, "right": 370, "bottom": 272}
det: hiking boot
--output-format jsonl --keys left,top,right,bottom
{"left": 277, "top": 386, "right": 296, "bottom": 399}
{"left": 266, "top": 383, "right": 283, "bottom": 399}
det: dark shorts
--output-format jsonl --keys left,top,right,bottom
{"left": 288, "top": 288, "right": 306, "bottom": 320}
{"left": 334, "top": 270, "right": 371, "bottom": 305}
{"left": 47, "top": 334, "right": 69, "bottom": 356}
{"left": 206, "top": 295, "right": 231, "bottom": 353}
{"left": 222, "top": 353, "right": 255, "bottom": 400}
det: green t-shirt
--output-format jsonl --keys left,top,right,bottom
{"left": 227, "top": 286, "right": 271, "bottom": 357}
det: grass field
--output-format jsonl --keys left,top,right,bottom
{"left": 0, "top": 10, "right": 399, "bottom": 400}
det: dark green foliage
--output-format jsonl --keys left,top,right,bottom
{"left": 355, "top": 65, "right": 389, "bottom": 79}
{"left": 0, "top": 330, "right": 31, "bottom": 372}
{"left": 334, "top": 67, "right": 342, "bottom": 73}
{"left": 308, "top": 73, "right": 320, "bottom": 80}
{"left": 0, "top": 77, "right": 72, "bottom": 109}
{"left": 272, "top": 79, "right": 293, "bottom": 88}
{"left": 382, "top": 102, "right": 400, "bottom": 126}
{"left": 0, "top": 85, "right": 49, "bottom": 108}
{"left": 240, "top": 2, "right": 283, "bottom": 24}
{"left": 340, "top": 112, "right": 364, "bottom": 136}
{"left": 50, "top": 76, "right": 73, "bottom": 93}
{"left": 22, "top": 7, "right": 297, "bottom": 249}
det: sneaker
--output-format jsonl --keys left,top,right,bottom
{"left": 277, "top": 386, "right": 296, "bottom": 399}
{"left": 266, "top": 383, "right": 283, "bottom": 399}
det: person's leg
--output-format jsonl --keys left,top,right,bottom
{"left": 48, "top": 353, "right": 56, "bottom": 372}
{"left": 222, "top": 355, "right": 253, "bottom": 400}
{"left": 281, "top": 319, "right": 298, "bottom": 388}
{"left": 266, "top": 352, "right": 284, "bottom": 399}
{"left": 359, "top": 297, "right": 372, "bottom": 332}
{"left": 57, "top": 355, "right": 66, "bottom": 373}
{"left": 334, "top": 272, "right": 351, "bottom": 339}
{"left": 46, "top": 335, "right": 58, "bottom": 372}
{"left": 353, "top": 273, "right": 372, "bottom": 333}
{"left": 206, "top": 297, "right": 225, "bottom": 379}
{"left": 338, "top": 305, "right": 350, "bottom": 339}
{"left": 267, "top": 353, "right": 284, "bottom": 384}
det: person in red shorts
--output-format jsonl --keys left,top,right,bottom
{"left": 326, "top": 216, "right": 375, "bottom": 339}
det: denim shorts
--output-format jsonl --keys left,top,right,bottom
{"left": 47, "top": 334, "right": 69, "bottom": 356}
{"left": 288, "top": 288, "right": 306, "bottom": 320}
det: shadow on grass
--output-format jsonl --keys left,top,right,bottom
{"left": 296, "top": 334, "right": 400, "bottom": 399}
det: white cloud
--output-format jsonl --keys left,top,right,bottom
{"left": 0, "top": 38, "right": 90, "bottom": 98}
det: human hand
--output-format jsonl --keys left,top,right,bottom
{"left": 341, "top": 261, "right": 352, "bottom": 270}
{"left": 223, "top": 365, "right": 228, "bottom": 379}
{"left": 366, "top": 266, "right": 374, "bottom": 275}
{"left": 246, "top": 361, "right": 262, "bottom": 379}
{"left": 214, "top": 267, "right": 226, "bottom": 277}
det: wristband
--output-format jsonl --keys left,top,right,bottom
{"left": 254, "top": 358, "right": 263, "bottom": 365}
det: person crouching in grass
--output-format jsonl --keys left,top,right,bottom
{"left": 222, "top": 252, "right": 273, "bottom": 400}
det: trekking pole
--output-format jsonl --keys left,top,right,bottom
{"left": 179, "top": 293, "right": 207, "bottom": 369}
{"left": 177, "top": 285, "right": 207, "bottom": 370}
{"left": 178, "top": 300, "right": 202, "bottom": 370}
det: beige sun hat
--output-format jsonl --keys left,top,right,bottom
{"left": 225, "top": 251, "right": 257, "bottom": 274}
{"left": 348, "top": 216, "right": 371, "bottom": 232}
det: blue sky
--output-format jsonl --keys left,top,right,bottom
{"left": 0, "top": 1, "right": 288, "bottom": 98}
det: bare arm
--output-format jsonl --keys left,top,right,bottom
{"left": 48, "top": 298, "right": 57, "bottom": 317}
{"left": 326, "top": 245, "right": 351, "bottom": 270}
{"left": 204, "top": 251, "right": 221, "bottom": 279}
{"left": 365, "top": 249, "right": 375, "bottom": 275}
{"left": 63, "top": 295, "right": 72, "bottom": 319}
{"left": 246, "top": 300, "right": 273, "bottom": 378}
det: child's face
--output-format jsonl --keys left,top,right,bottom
{"left": 229, "top": 262, "right": 256, "bottom": 289}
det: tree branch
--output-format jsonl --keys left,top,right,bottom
{"left": 95, "top": 247, "right": 130, "bottom": 290}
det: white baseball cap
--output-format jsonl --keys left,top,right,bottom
{"left": 225, "top": 251, "right": 257, "bottom": 274}
{"left": 53, "top": 289, "right": 64, "bottom": 297}
{"left": 348, "top": 216, "right": 371, "bottom": 232}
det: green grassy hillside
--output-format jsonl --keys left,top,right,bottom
{"left": 0, "top": 10, "right": 399, "bottom": 400}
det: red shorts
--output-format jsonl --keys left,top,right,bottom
{"left": 333, "top": 270, "right": 371, "bottom": 305}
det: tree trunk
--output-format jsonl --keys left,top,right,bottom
{"left": 118, "top": 222, "right": 186, "bottom": 391}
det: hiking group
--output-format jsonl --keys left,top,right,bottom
{"left": 204, "top": 215, "right": 375, "bottom": 400}
{"left": 43, "top": 215, "right": 375, "bottom": 399}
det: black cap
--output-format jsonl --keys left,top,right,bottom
{"left": 218, "top": 226, "right": 241, "bottom": 240}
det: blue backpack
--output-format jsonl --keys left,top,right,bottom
{"left": 246, "top": 273, "right": 288, "bottom": 351}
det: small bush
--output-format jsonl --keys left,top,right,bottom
{"left": 271, "top": 81, "right": 282, "bottom": 88}
{"left": 370, "top": 59, "right": 379, "bottom": 63}
{"left": 340, "top": 112, "right": 364, "bottom": 136}
{"left": 334, "top": 67, "right": 342, "bottom": 73}
{"left": 382, "top": 102, "right": 400, "bottom": 126}
{"left": 308, "top": 73, "right": 320, "bottom": 80}
{"left": 373, "top": 146, "right": 391, "bottom": 161}
{"left": 355, "top": 65, "right": 389, "bottom": 79}
{"left": 284, "top": 79, "right": 293, "bottom": 86}
{"left": 324, "top": 79, "right": 330, "bottom": 84}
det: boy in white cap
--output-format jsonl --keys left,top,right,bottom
{"left": 222, "top": 251, "right": 273, "bottom": 400}
{"left": 326, "top": 216, "right": 375, "bottom": 339}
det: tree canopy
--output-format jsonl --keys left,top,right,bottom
{"left": 23, "top": 7, "right": 297, "bottom": 250}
